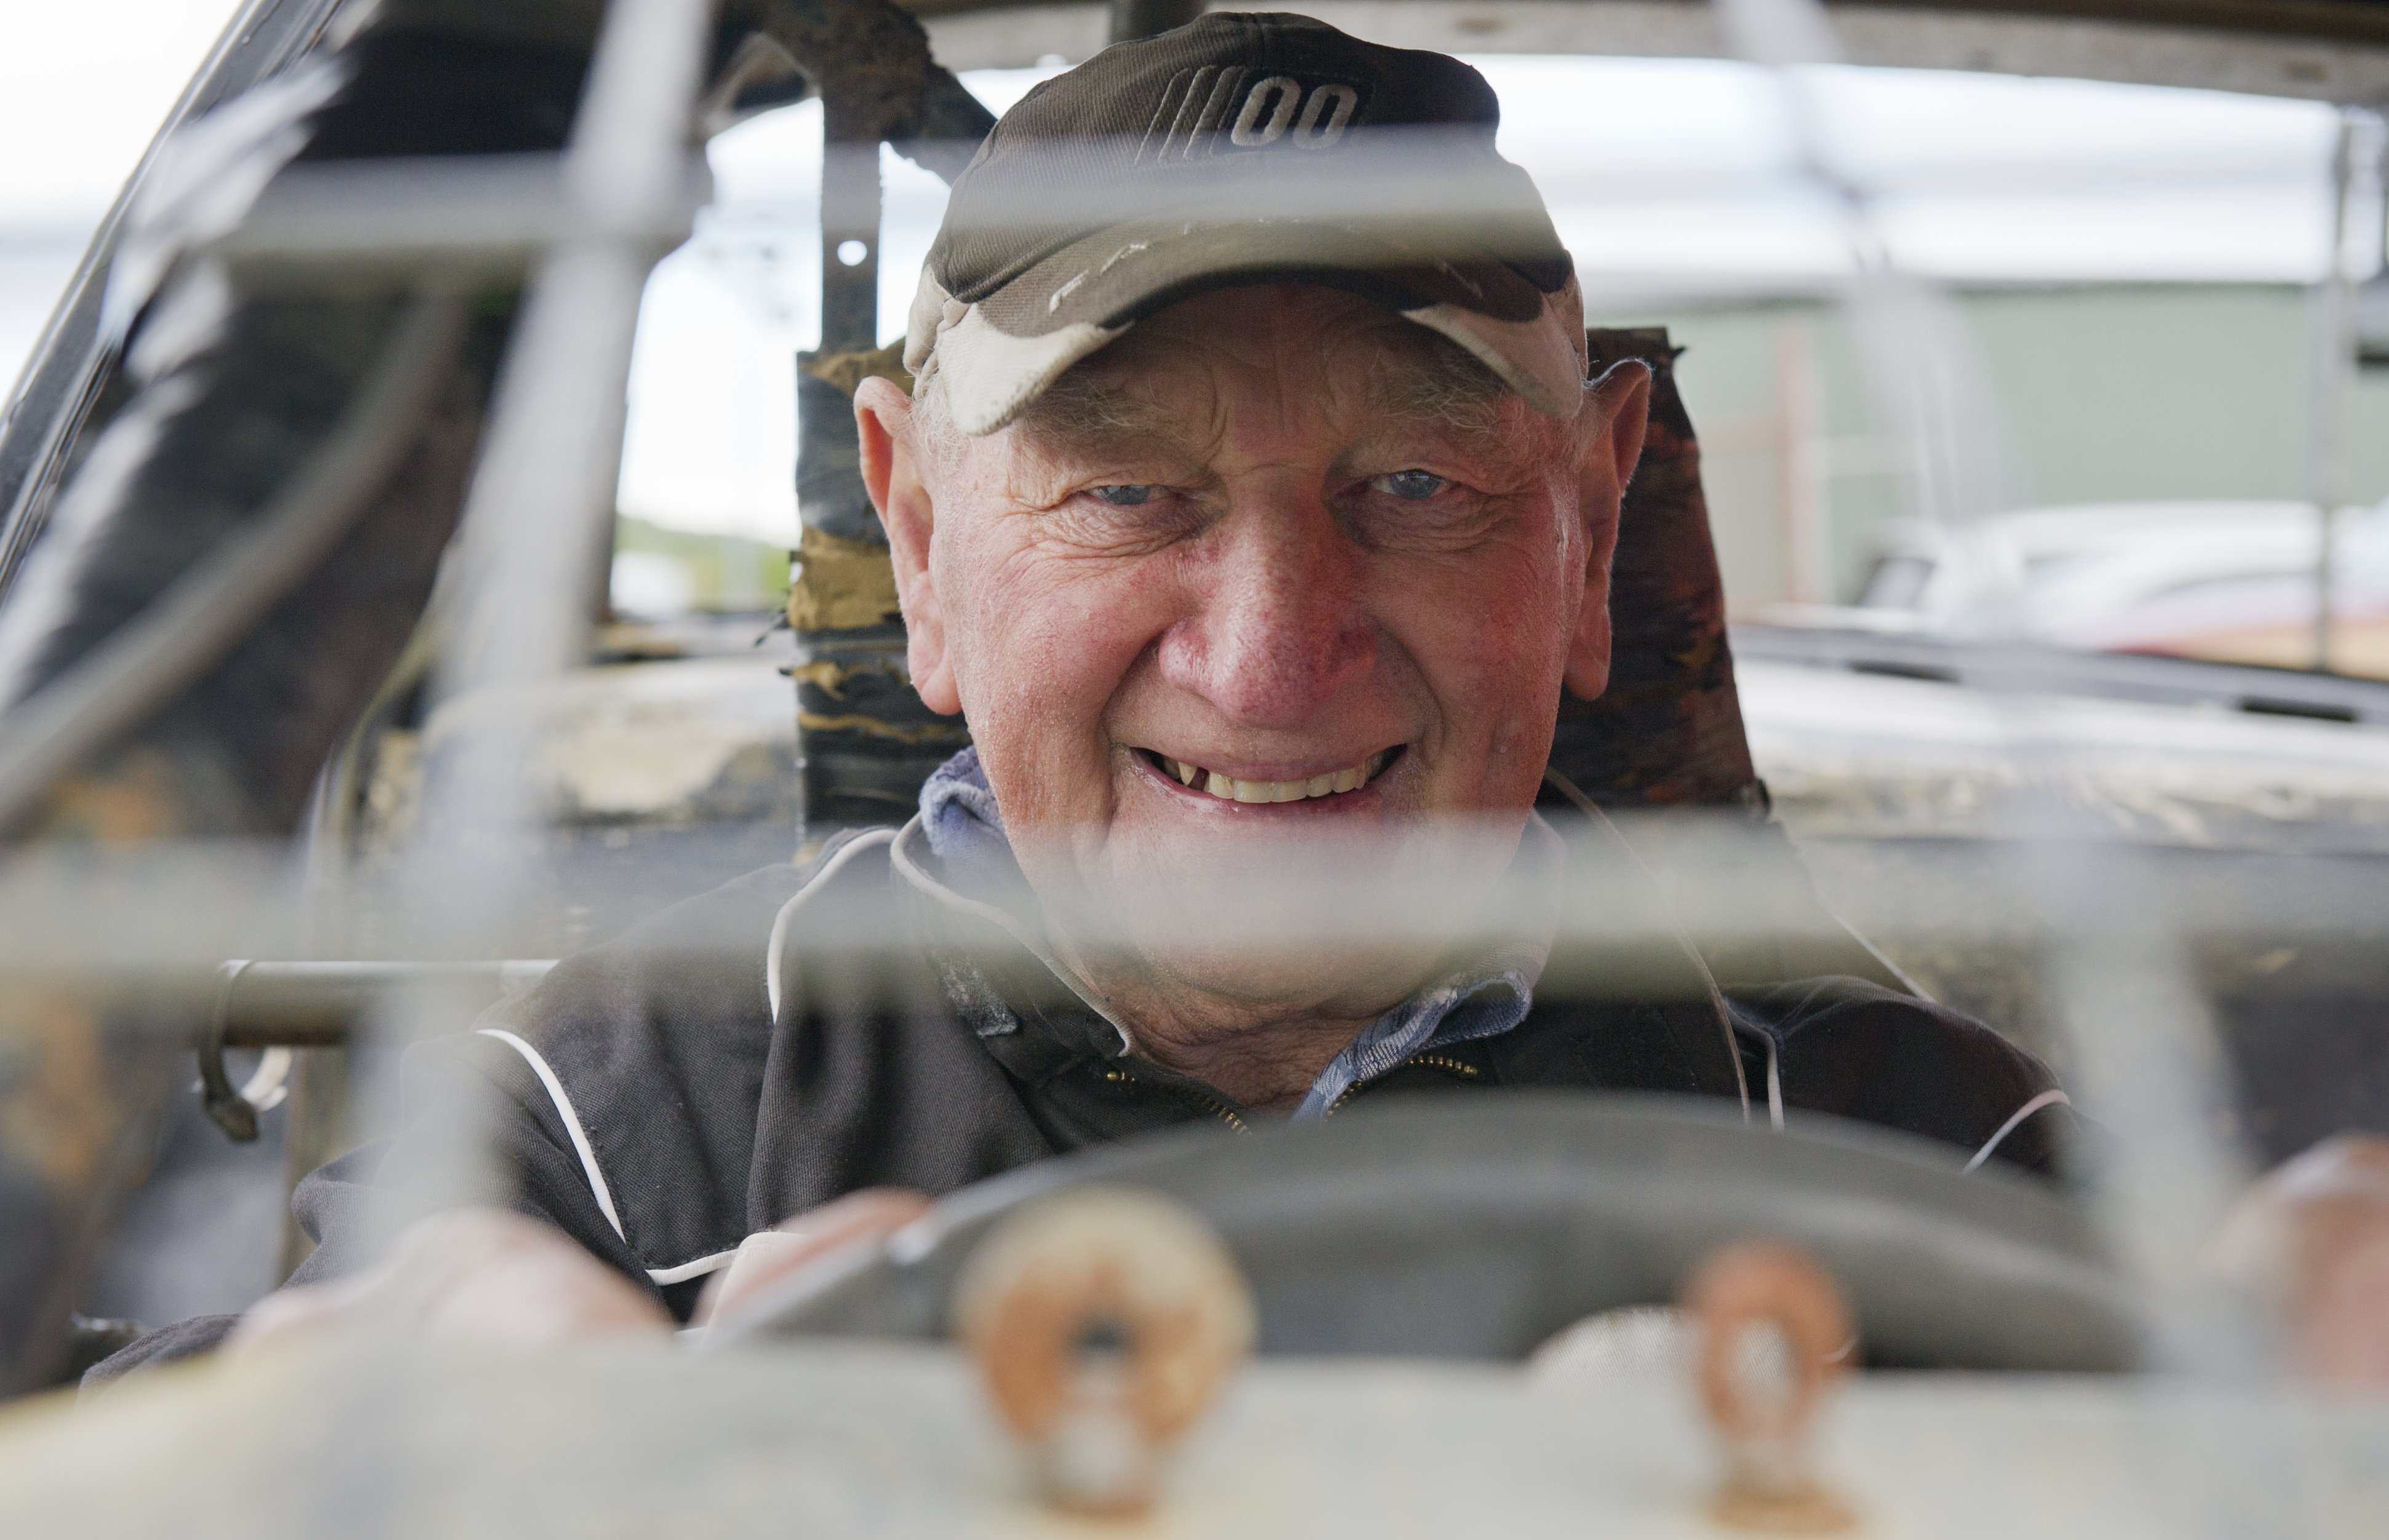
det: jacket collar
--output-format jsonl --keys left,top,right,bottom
{"left": 892, "top": 748, "right": 1575, "bottom": 1108}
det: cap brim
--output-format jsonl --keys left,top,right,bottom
{"left": 908, "top": 219, "right": 1587, "bottom": 437}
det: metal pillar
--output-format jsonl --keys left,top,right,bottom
{"left": 2311, "top": 108, "right": 2361, "bottom": 675}
{"left": 782, "top": 19, "right": 993, "bottom": 837}
{"left": 818, "top": 93, "right": 883, "bottom": 355}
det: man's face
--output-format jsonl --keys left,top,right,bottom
{"left": 862, "top": 284, "right": 1645, "bottom": 1015}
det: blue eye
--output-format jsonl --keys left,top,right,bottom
{"left": 1092, "top": 485, "right": 1156, "bottom": 506}
{"left": 1377, "top": 470, "right": 1447, "bottom": 501}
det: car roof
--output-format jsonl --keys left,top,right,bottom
{"left": 915, "top": 1, "right": 2389, "bottom": 103}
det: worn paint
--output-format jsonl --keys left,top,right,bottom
{"left": 1548, "top": 328, "right": 1762, "bottom": 812}
{"left": 785, "top": 525, "right": 905, "bottom": 633}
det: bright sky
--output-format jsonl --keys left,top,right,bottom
{"left": 630, "top": 58, "right": 2350, "bottom": 540}
{"left": 0, "top": 4, "right": 2360, "bottom": 541}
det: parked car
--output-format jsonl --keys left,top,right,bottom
{"left": 1810, "top": 499, "right": 2389, "bottom": 678}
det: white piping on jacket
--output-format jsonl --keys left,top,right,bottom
{"left": 886, "top": 816, "right": 1137, "bottom": 1053}
{"left": 765, "top": 827, "right": 898, "bottom": 1021}
{"left": 477, "top": 1026, "right": 627, "bottom": 1244}
{"left": 1963, "top": 1088, "right": 2072, "bottom": 1173}
{"left": 645, "top": 1248, "right": 737, "bottom": 1285}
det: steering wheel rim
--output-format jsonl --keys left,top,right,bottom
{"left": 716, "top": 1093, "right": 2142, "bottom": 1372}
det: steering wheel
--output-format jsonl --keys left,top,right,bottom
{"left": 719, "top": 1093, "right": 2142, "bottom": 1372}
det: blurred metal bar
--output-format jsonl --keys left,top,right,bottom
{"left": 213, "top": 154, "right": 709, "bottom": 282}
{"left": 2043, "top": 923, "right": 2259, "bottom": 1376}
{"left": 199, "top": 958, "right": 555, "bottom": 1147}
{"left": 819, "top": 97, "right": 882, "bottom": 355}
{"left": 2311, "top": 109, "right": 2361, "bottom": 675}
{"left": 427, "top": 0, "right": 716, "bottom": 786}
{"left": 278, "top": 723, "right": 395, "bottom": 1270}
{"left": 363, "top": 0, "right": 718, "bottom": 1235}
{"left": 1713, "top": 0, "right": 2017, "bottom": 531}
{"left": 1717, "top": 0, "right": 2268, "bottom": 1396}
{"left": 12, "top": 817, "right": 2389, "bottom": 984}
{"left": 212, "top": 961, "right": 558, "bottom": 1050}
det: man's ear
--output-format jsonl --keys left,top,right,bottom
{"left": 1562, "top": 358, "right": 1652, "bottom": 702}
{"left": 854, "top": 378, "right": 961, "bottom": 715}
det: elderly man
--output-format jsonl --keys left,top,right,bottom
{"left": 97, "top": 15, "right": 2069, "bottom": 1371}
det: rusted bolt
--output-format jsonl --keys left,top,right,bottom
{"left": 1682, "top": 1240, "right": 1860, "bottom": 1535}
{"left": 952, "top": 1186, "right": 1254, "bottom": 1517}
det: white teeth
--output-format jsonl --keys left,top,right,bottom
{"left": 1164, "top": 751, "right": 1391, "bottom": 803}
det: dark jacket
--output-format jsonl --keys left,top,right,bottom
{"left": 91, "top": 818, "right": 2070, "bottom": 1383}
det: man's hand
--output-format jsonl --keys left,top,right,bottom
{"left": 2217, "top": 1133, "right": 2389, "bottom": 1390}
{"left": 693, "top": 1188, "right": 932, "bottom": 1334}
{"left": 226, "top": 1209, "right": 673, "bottom": 1357}
{"left": 223, "top": 1191, "right": 935, "bottom": 1356}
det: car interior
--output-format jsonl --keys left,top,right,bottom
{"left": 0, "top": 1, "right": 2385, "bottom": 1533}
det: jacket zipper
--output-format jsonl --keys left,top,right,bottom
{"left": 1104, "top": 1066, "right": 1250, "bottom": 1133}
{"left": 1323, "top": 1052, "right": 1481, "bottom": 1118}
{"left": 1109, "top": 1050, "right": 1479, "bottom": 1127}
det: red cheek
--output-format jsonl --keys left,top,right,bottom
{"left": 958, "top": 549, "right": 1187, "bottom": 758}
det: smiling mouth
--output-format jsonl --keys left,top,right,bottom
{"left": 1142, "top": 747, "right": 1399, "bottom": 804}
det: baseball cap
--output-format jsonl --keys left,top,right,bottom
{"left": 904, "top": 12, "right": 1588, "bottom": 436}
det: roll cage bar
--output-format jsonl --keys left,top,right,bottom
{"left": 0, "top": 0, "right": 2380, "bottom": 1395}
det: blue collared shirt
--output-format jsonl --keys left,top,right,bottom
{"left": 919, "top": 747, "right": 1552, "bottom": 1120}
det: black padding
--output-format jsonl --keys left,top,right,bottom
{"left": 728, "top": 1094, "right": 2141, "bottom": 1371}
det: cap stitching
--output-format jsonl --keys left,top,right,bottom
{"left": 1294, "top": 83, "right": 1360, "bottom": 147}
{"left": 1230, "top": 76, "right": 1303, "bottom": 148}
{"left": 1183, "top": 66, "right": 1249, "bottom": 159}
{"left": 1049, "top": 271, "right": 1090, "bottom": 312}
{"left": 1135, "top": 69, "right": 1198, "bottom": 165}
{"left": 1155, "top": 66, "right": 1217, "bottom": 164}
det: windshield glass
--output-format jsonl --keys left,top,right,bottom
{"left": 3, "top": 2, "right": 2387, "bottom": 1531}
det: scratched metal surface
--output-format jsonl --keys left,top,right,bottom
{"left": 0, "top": 1337, "right": 2381, "bottom": 1537}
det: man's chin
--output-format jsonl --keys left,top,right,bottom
{"left": 1107, "top": 932, "right": 1440, "bottom": 1019}
{"left": 1085, "top": 812, "right": 1529, "bottom": 927}
{"left": 1045, "top": 820, "right": 1528, "bottom": 1001}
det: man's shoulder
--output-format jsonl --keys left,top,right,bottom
{"left": 1727, "top": 976, "right": 2071, "bottom": 1172}
{"left": 597, "top": 825, "right": 904, "bottom": 961}
{"left": 483, "top": 826, "right": 904, "bottom": 1065}
{"left": 531, "top": 825, "right": 903, "bottom": 1010}
{"left": 449, "top": 825, "right": 915, "bottom": 1271}
{"left": 1726, "top": 975, "right": 2053, "bottom": 1085}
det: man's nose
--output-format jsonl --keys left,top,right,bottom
{"left": 1162, "top": 499, "right": 1377, "bottom": 728}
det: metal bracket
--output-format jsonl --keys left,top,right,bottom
{"left": 199, "top": 960, "right": 290, "bottom": 1143}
